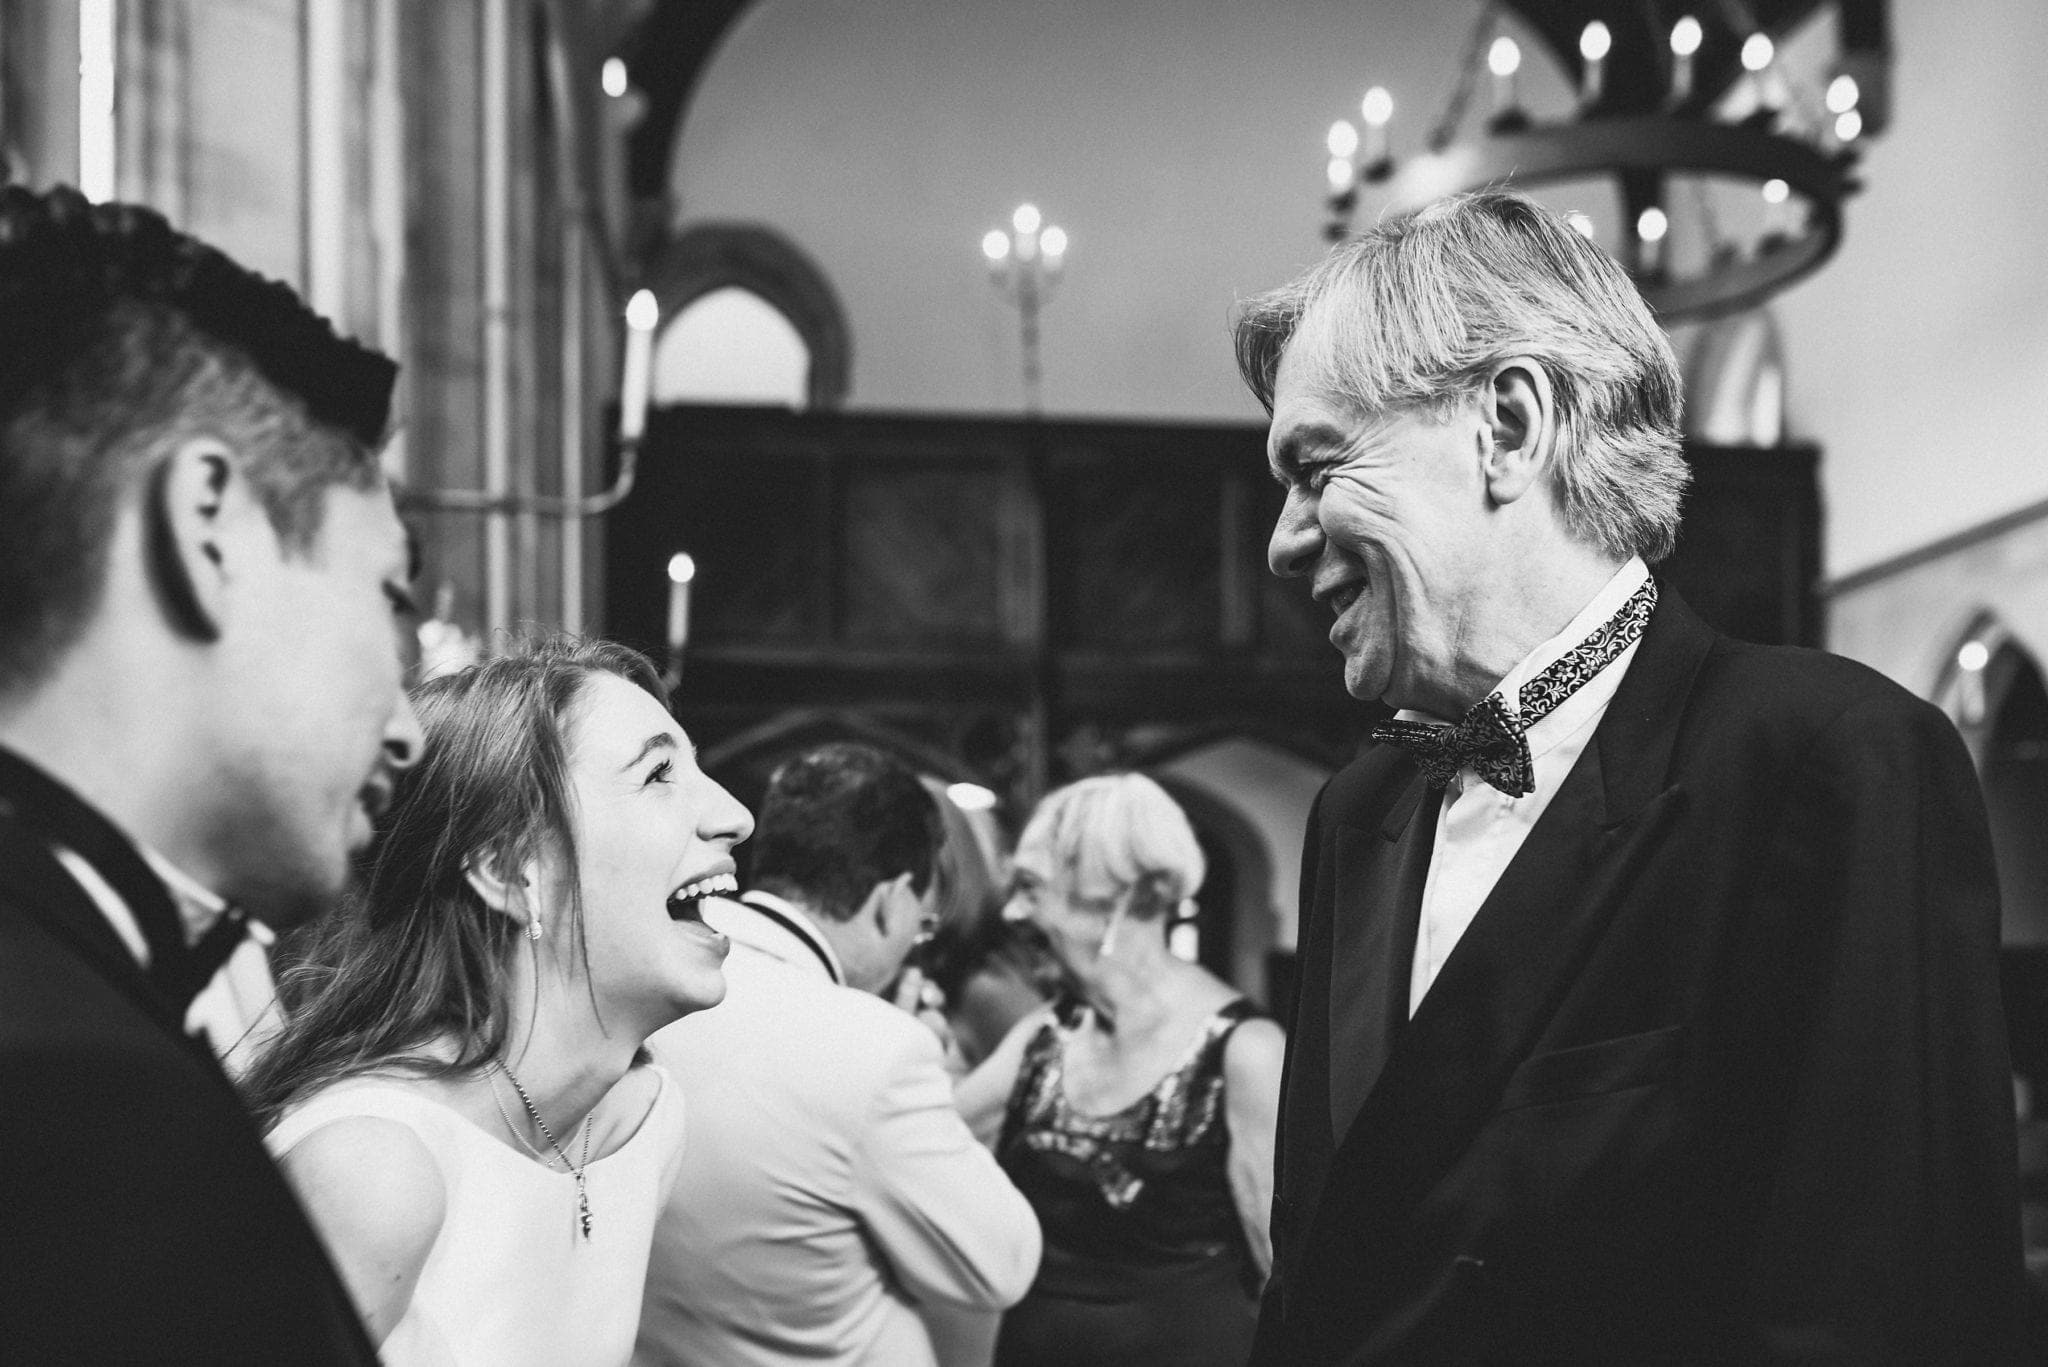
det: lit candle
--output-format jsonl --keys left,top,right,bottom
{"left": 1670, "top": 16, "right": 1702, "bottom": 104}
{"left": 1760, "top": 178, "right": 1789, "bottom": 240}
{"left": 620, "top": 289, "right": 659, "bottom": 442}
{"left": 1488, "top": 35, "right": 1521, "bottom": 115}
{"left": 1011, "top": 203, "right": 1041, "bottom": 262}
{"left": 1740, "top": 32, "right": 1777, "bottom": 113}
{"left": 1361, "top": 86, "right": 1393, "bottom": 166}
{"left": 1579, "top": 23, "right": 1611, "bottom": 108}
{"left": 1039, "top": 225, "right": 1067, "bottom": 275}
{"left": 1636, "top": 206, "right": 1669, "bottom": 274}
{"left": 666, "top": 552, "right": 696, "bottom": 654}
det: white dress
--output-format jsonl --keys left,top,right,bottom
{"left": 269, "top": 1067, "right": 687, "bottom": 1367}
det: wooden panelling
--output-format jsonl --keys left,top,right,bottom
{"left": 604, "top": 406, "right": 1821, "bottom": 790}
{"left": 844, "top": 466, "right": 1009, "bottom": 647}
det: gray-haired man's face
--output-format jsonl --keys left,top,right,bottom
{"left": 1263, "top": 340, "right": 1495, "bottom": 718}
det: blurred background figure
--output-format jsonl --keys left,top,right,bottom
{"left": 922, "top": 912, "right": 1069, "bottom": 1070}
{"left": 637, "top": 742, "right": 1040, "bottom": 1367}
{"left": 957, "top": 773, "right": 1285, "bottom": 1367}
{"left": 248, "top": 639, "right": 749, "bottom": 1367}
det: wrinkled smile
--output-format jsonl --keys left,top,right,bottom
{"left": 1315, "top": 570, "right": 1368, "bottom": 619}
{"left": 667, "top": 870, "right": 738, "bottom": 923}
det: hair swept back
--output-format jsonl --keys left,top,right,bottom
{"left": 242, "top": 636, "right": 665, "bottom": 1129}
{"left": 0, "top": 184, "right": 398, "bottom": 694}
{"left": 1014, "top": 772, "right": 1204, "bottom": 923}
{"left": 1233, "top": 188, "right": 1690, "bottom": 563}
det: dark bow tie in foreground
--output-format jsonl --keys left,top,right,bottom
{"left": 1370, "top": 577, "right": 1658, "bottom": 798}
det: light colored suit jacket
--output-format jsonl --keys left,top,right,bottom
{"left": 635, "top": 893, "right": 1041, "bottom": 1367}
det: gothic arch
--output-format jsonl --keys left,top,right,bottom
{"left": 641, "top": 222, "right": 851, "bottom": 409}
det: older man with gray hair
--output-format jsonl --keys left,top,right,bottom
{"left": 1240, "top": 190, "right": 2024, "bottom": 1365}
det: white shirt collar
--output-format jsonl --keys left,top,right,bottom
{"left": 714, "top": 888, "right": 846, "bottom": 985}
{"left": 139, "top": 847, "right": 262, "bottom": 945}
{"left": 1396, "top": 556, "right": 1650, "bottom": 733}
{"left": 52, "top": 840, "right": 266, "bottom": 968}
{"left": 1494, "top": 557, "right": 1651, "bottom": 738}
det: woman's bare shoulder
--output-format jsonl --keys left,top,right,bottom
{"left": 282, "top": 1115, "right": 448, "bottom": 1273}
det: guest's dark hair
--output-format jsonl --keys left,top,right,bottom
{"left": 748, "top": 743, "right": 942, "bottom": 922}
{"left": 0, "top": 184, "right": 398, "bottom": 693}
{"left": 242, "top": 637, "right": 664, "bottom": 1128}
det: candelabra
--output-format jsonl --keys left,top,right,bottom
{"left": 1320, "top": 2, "right": 1888, "bottom": 322}
{"left": 982, "top": 203, "right": 1068, "bottom": 415}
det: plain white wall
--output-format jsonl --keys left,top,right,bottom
{"left": 1772, "top": 0, "right": 2048, "bottom": 577}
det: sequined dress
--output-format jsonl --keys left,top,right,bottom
{"left": 993, "top": 998, "right": 1261, "bottom": 1367}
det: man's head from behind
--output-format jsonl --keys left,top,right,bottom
{"left": 0, "top": 185, "right": 419, "bottom": 925}
{"left": 749, "top": 742, "right": 943, "bottom": 994}
{"left": 1236, "top": 190, "right": 1689, "bottom": 713}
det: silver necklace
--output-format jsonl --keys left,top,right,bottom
{"left": 488, "top": 1060, "right": 594, "bottom": 1240}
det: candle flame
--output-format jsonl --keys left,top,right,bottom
{"left": 626, "top": 289, "right": 660, "bottom": 332}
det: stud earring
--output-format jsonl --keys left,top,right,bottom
{"left": 527, "top": 913, "right": 543, "bottom": 942}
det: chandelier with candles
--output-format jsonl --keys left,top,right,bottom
{"left": 1322, "top": 1, "right": 1887, "bottom": 321}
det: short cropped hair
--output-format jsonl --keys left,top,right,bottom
{"left": 0, "top": 184, "right": 399, "bottom": 693}
{"left": 1013, "top": 773, "right": 1205, "bottom": 922}
{"left": 749, "top": 742, "right": 943, "bottom": 922}
{"left": 1234, "top": 189, "right": 1690, "bottom": 563}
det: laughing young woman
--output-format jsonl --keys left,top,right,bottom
{"left": 243, "top": 639, "right": 751, "bottom": 1367}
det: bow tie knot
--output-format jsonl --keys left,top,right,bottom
{"left": 1374, "top": 693, "right": 1534, "bottom": 797}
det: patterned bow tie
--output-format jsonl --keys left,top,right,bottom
{"left": 1370, "top": 577, "right": 1658, "bottom": 797}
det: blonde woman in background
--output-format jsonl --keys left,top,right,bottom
{"left": 957, "top": 773, "right": 1284, "bottom": 1367}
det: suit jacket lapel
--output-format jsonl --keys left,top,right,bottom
{"left": 1314, "top": 584, "right": 1717, "bottom": 1229}
{"left": 1327, "top": 774, "right": 1434, "bottom": 1145}
{"left": 0, "top": 813, "right": 189, "bottom": 1039}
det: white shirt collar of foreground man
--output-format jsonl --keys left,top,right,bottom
{"left": 50, "top": 839, "right": 280, "bottom": 1068}
{"left": 1405, "top": 556, "right": 1652, "bottom": 1015}
{"left": 708, "top": 887, "right": 848, "bottom": 986}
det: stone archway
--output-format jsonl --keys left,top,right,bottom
{"left": 640, "top": 222, "right": 852, "bottom": 409}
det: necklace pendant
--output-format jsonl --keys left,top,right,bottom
{"left": 576, "top": 1174, "right": 592, "bottom": 1241}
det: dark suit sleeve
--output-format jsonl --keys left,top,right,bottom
{"left": 1250, "top": 781, "right": 1326, "bottom": 1365}
{"left": 1731, "top": 693, "right": 2025, "bottom": 1362}
{"left": 1, "top": 898, "right": 376, "bottom": 1364}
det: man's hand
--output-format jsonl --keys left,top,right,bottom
{"left": 892, "top": 966, "right": 968, "bottom": 1077}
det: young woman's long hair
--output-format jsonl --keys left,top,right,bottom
{"left": 242, "top": 636, "right": 666, "bottom": 1128}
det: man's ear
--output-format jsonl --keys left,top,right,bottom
{"left": 146, "top": 437, "right": 246, "bottom": 641}
{"left": 1480, "top": 357, "right": 1554, "bottom": 507}
{"left": 855, "top": 877, "right": 895, "bottom": 938}
{"left": 857, "top": 872, "right": 917, "bottom": 938}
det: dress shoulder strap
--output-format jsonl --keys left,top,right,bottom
{"left": 1182, "top": 998, "right": 1259, "bottom": 1082}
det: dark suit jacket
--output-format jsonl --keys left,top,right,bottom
{"left": 1252, "top": 588, "right": 2026, "bottom": 1365}
{"left": 0, "top": 792, "right": 378, "bottom": 1363}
